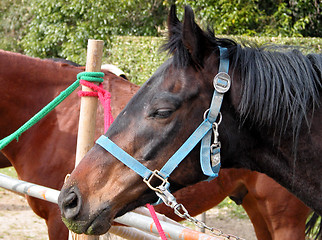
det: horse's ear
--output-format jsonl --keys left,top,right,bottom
{"left": 167, "top": 5, "right": 180, "bottom": 39}
{"left": 182, "top": 6, "right": 207, "bottom": 67}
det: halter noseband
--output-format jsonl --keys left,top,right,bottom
{"left": 96, "top": 47, "right": 230, "bottom": 203}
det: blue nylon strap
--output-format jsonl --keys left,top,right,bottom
{"left": 207, "top": 91, "right": 223, "bottom": 123}
{"left": 219, "top": 47, "right": 229, "bottom": 73}
{"left": 200, "top": 130, "right": 220, "bottom": 180}
{"left": 96, "top": 120, "right": 214, "bottom": 180}
{"left": 96, "top": 136, "right": 152, "bottom": 179}
{"left": 159, "top": 119, "right": 213, "bottom": 178}
{"left": 199, "top": 46, "right": 229, "bottom": 180}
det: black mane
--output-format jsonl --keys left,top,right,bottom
{"left": 161, "top": 20, "right": 322, "bottom": 147}
{"left": 233, "top": 45, "right": 321, "bottom": 141}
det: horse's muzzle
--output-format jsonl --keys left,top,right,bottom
{"left": 58, "top": 185, "right": 112, "bottom": 235}
{"left": 58, "top": 185, "right": 83, "bottom": 221}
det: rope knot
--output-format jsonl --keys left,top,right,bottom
{"left": 77, "top": 71, "right": 104, "bottom": 83}
{"left": 77, "top": 71, "right": 113, "bottom": 131}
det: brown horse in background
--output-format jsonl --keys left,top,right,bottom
{"left": 0, "top": 49, "right": 310, "bottom": 240}
{"left": 0, "top": 49, "right": 139, "bottom": 239}
{"left": 0, "top": 153, "right": 11, "bottom": 168}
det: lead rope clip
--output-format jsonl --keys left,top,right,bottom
{"left": 210, "top": 122, "right": 221, "bottom": 167}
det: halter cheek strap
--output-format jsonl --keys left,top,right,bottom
{"left": 96, "top": 47, "right": 230, "bottom": 199}
{"left": 200, "top": 47, "right": 230, "bottom": 180}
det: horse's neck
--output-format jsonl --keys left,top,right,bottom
{"left": 0, "top": 53, "right": 80, "bottom": 139}
{"left": 0, "top": 51, "right": 139, "bottom": 184}
{"left": 0, "top": 52, "right": 82, "bottom": 181}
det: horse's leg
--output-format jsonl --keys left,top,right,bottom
{"left": 246, "top": 173, "right": 310, "bottom": 240}
{"left": 0, "top": 152, "right": 12, "bottom": 168}
{"left": 242, "top": 194, "right": 272, "bottom": 240}
{"left": 270, "top": 223, "right": 307, "bottom": 240}
{"left": 26, "top": 196, "right": 69, "bottom": 240}
{"left": 260, "top": 191, "right": 309, "bottom": 240}
{"left": 46, "top": 209, "right": 69, "bottom": 240}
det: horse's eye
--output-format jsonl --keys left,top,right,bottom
{"left": 152, "top": 109, "right": 174, "bottom": 119}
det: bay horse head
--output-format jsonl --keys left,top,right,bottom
{"left": 58, "top": 5, "right": 322, "bottom": 235}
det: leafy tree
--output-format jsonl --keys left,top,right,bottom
{"left": 174, "top": 0, "right": 264, "bottom": 35}
{"left": 174, "top": 0, "right": 321, "bottom": 37}
{"left": 20, "top": 0, "right": 117, "bottom": 63}
{"left": 1, "top": 0, "right": 319, "bottom": 63}
{"left": 260, "top": 0, "right": 321, "bottom": 37}
{"left": 288, "top": 0, "right": 321, "bottom": 37}
{"left": 108, "top": 0, "right": 169, "bottom": 36}
{"left": 0, "top": 0, "right": 31, "bottom": 52}
{"left": 19, "top": 0, "right": 169, "bottom": 63}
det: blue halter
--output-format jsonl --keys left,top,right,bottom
{"left": 96, "top": 47, "right": 230, "bottom": 199}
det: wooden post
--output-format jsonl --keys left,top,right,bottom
{"left": 70, "top": 39, "right": 104, "bottom": 240}
{"left": 75, "top": 39, "right": 104, "bottom": 165}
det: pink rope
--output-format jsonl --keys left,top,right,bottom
{"left": 78, "top": 78, "right": 167, "bottom": 239}
{"left": 146, "top": 203, "right": 168, "bottom": 240}
{"left": 78, "top": 80, "right": 113, "bottom": 132}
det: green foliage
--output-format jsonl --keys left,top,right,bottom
{"left": 260, "top": 0, "right": 322, "bottom": 37}
{"left": 0, "top": 0, "right": 31, "bottom": 52}
{"left": 106, "top": 35, "right": 321, "bottom": 85}
{"left": 0, "top": 167, "right": 17, "bottom": 179}
{"left": 106, "top": 0, "right": 169, "bottom": 36}
{"left": 16, "top": 0, "right": 170, "bottom": 63}
{"left": 175, "top": 0, "right": 264, "bottom": 36}
{"left": 105, "top": 36, "right": 168, "bottom": 85}
{"left": 174, "top": 0, "right": 321, "bottom": 37}
{"left": 217, "top": 197, "right": 248, "bottom": 219}
{"left": 1, "top": 0, "right": 320, "bottom": 61}
{"left": 20, "top": 0, "right": 117, "bottom": 64}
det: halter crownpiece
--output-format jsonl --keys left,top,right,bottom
{"left": 95, "top": 46, "right": 231, "bottom": 205}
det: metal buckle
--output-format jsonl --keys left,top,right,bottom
{"left": 213, "top": 72, "right": 231, "bottom": 93}
{"left": 143, "top": 170, "right": 168, "bottom": 194}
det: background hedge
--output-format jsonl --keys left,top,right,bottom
{"left": 0, "top": 0, "right": 321, "bottom": 64}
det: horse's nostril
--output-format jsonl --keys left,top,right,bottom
{"left": 59, "top": 187, "right": 82, "bottom": 220}
{"left": 65, "top": 192, "right": 78, "bottom": 209}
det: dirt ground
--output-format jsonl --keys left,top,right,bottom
{"left": 0, "top": 189, "right": 256, "bottom": 240}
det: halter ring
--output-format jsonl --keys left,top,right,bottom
{"left": 203, "top": 109, "right": 222, "bottom": 125}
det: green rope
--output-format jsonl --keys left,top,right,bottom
{"left": 77, "top": 72, "right": 104, "bottom": 82}
{"left": 0, "top": 72, "right": 104, "bottom": 151}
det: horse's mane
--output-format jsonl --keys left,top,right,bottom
{"left": 161, "top": 24, "right": 322, "bottom": 145}
{"left": 233, "top": 45, "right": 322, "bottom": 141}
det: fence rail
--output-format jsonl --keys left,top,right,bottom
{"left": 0, "top": 173, "right": 224, "bottom": 240}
